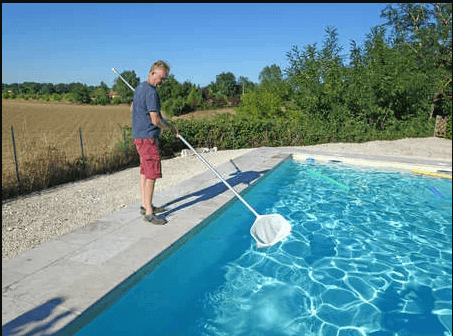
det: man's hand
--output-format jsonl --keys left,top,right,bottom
{"left": 150, "top": 112, "right": 179, "bottom": 137}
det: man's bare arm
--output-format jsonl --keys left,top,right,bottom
{"left": 149, "top": 111, "right": 178, "bottom": 136}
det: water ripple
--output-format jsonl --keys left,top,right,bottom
{"left": 200, "top": 160, "right": 452, "bottom": 335}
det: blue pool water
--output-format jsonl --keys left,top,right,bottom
{"left": 70, "top": 159, "right": 452, "bottom": 336}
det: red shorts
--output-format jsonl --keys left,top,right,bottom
{"left": 134, "top": 138, "right": 162, "bottom": 180}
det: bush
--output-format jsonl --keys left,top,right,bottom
{"left": 236, "top": 91, "right": 284, "bottom": 119}
{"left": 51, "top": 93, "right": 62, "bottom": 101}
{"left": 112, "top": 96, "right": 121, "bottom": 105}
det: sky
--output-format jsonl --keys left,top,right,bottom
{"left": 2, "top": 3, "right": 389, "bottom": 88}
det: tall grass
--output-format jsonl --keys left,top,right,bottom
{"left": 2, "top": 130, "right": 139, "bottom": 201}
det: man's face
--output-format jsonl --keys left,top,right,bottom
{"left": 151, "top": 68, "right": 167, "bottom": 87}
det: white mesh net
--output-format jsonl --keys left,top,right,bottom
{"left": 250, "top": 214, "right": 291, "bottom": 248}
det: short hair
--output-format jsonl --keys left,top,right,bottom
{"left": 150, "top": 60, "right": 170, "bottom": 75}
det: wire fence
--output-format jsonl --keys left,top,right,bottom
{"left": 3, "top": 125, "right": 133, "bottom": 195}
{"left": 4, "top": 124, "right": 129, "bottom": 166}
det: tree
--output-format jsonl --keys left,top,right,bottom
{"left": 92, "top": 81, "right": 110, "bottom": 105}
{"left": 381, "top": 3, "right": 452, "bottom": 118}
{"left": 237, "top": 76, "right": 256, "bottom": 94}
{"left": 258, "top": 64, "right": 293, "bottom": 102}
{"left": 113, "top": 70, "right": 139, "bottom": 103}
{"left": 71, "top": 83, "right": 91, "bottom": 104}
{"left": 39, "top": 83, "right": 55, "bottom": 95}
{"left": 186, "top": 85, "right": 202, "bottom": 110}
{"left": 98, "top": 81, "right": 110, "bottom": 93}
{"left": 20, "top": 82, "right": 40, "bottom": 95}
{"left": 214, "top": 72, "right": 238, "bottom": 97}
{"left": 157, "top": 75, "right": 179, "bottom": 102}
{"left": 259, "top": 64, "right": 283, "bottom": 85}
{"left": 55, "top": 83, "right": 69, "bottom": 94}
{"left": 286, "top": 27, "right": 347, "bottom": 119}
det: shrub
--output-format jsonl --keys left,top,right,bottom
{"left": 112, "top": 96, "right": 121, "bottom": 105}
{"left": 51, "top": 93, "right": 62, "bottom": 101}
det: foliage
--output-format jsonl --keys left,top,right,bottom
{"left": 2, "top": 68, "right": 248, "bottom": 113}
{"left": 237, "top": 76, "right": 255, "bottom": 95}
{"left": 446, "top": 115, "right": 452, "bottom": 140}
{"left": 212, "top": 72, "right": 240, "bottom": 97}
{"left": 113, "top": 70, "right": 139, "bottom": 104}
{"left": 91, "top": 82, "right": 110, "bottom": 105}
{"left": 283, "top": 12, "right": 451, "bottom": 134}
{"left": 236, "top": 91, "right": 284, "bottom": 119}
{"left": 381, "top": 3, "right": 452, "bottom": 118}
{"left": 71, "top": 83, "right": 92, "bottom": 104}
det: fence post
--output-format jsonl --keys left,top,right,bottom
{"left": 79, "top": 126, "right": 85, "bottom": 164}
{"left": 11, "top": 125, "right": 21, "bottom": 188}
{"left": 123, "top": 127, "right": 128, "bottom": 156}
{"left": 434, "top": 115, "right": 448, "bottom": 138}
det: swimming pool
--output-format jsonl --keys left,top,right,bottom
{"left": 64, "top": 158, "right": 452, "bottom": 336}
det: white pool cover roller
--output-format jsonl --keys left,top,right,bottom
{"left": 178, "top": 135, "right": 292, "bottom": 248}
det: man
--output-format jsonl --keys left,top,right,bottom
{"left": 132, "top": 61, "right": 178, "bottom": 225}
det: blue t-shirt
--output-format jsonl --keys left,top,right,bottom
{"left": 132, "top": 81, "right": 162, "bottom": 139}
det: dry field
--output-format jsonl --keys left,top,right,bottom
{"left": 2, "top": 99, "right": 132, "bottom": 185}
{"left": 2, "top": 99, "right": 235, "bottom": 186}
{"left": 172, "top": 107, "right": 236, "bottom": 120}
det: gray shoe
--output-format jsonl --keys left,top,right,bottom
{"left": 144, "top": 213, "right": 167, "bottom": 225}
{"left": 140, "top": 205, "right": 166, "bottom": 216}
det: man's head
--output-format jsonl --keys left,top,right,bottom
{"left": 147, "top": 60, "right": 170, "bottom": 87}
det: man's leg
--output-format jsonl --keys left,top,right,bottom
{"left": 144, "top": 178, "right": 156, "bottom": 215}
{"left": 140, "top": 173, "right": 147, "bottom": 209}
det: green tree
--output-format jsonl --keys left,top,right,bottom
{"left": 286, "top": 27, "right": 347, "bottom": 120}
{"left": 381, "top": 3, "right": 452, "bottom": 118}
{"left": 237, "top": 76, "right": 256, "bottom": 95}
{"left": 113, "top": 70, "right": 139, "bottom": 103}
{"left": 20, "top": 82, "right": 40, "bottom": 95}
{"left": 54, "top": 83, "right": 69, "bottom": 94}
{"left": 157, "top": 75, "right": 179, "bottom": 102}
{"left": 259, "top": 64, "right": 283, "bottom": 85}
{"left": 39, "top": 83, "right": 55, "bottom": 95}
{"left": 214, "top": 72, "right": 238, "bottom": 97}
{"left": 92, "top": 82, "right": 110, "bottom": 105}
{"left": 258, "top": 64, "right": 293, "bottom": 102}
{"left": 98, "top": 81, "right": 110, "bottom": 93}
{"left": 71, "top": 83, "right": 91, "bottom": 104}
{"left": 186, "top": 85, "right": 202, "bottom": 110}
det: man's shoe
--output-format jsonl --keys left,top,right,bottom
{"left": 152, "top": 205, "right": 166, "bottom": 214}
{"left": 140, "top": 205, "right": 166, "bottom": 216}
{"left": 144, "top": 213, "right": 167, "bottom": 225}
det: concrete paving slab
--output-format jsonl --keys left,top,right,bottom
{"left": 2, "top": 146, "right": 451, "bottom": 335}
{"left": 2, "top": 296, "right": 78, "bottom": 336}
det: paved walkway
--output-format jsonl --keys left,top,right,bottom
{"left": 2, "top": 147, "right": 451, "bottom": 335}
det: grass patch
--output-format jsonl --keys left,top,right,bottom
{"left": 2, "top": 141, "right": 140, "bottom": 201}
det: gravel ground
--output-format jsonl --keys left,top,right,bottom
{"left": 2, "top": 149, "right": 253, "bottom": 261}
{"left": 2, "top": 137, "right": 452, "bottom": 261}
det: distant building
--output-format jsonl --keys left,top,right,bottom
{"left": 108, "top": 91, "right": 119, "bottom": 99}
